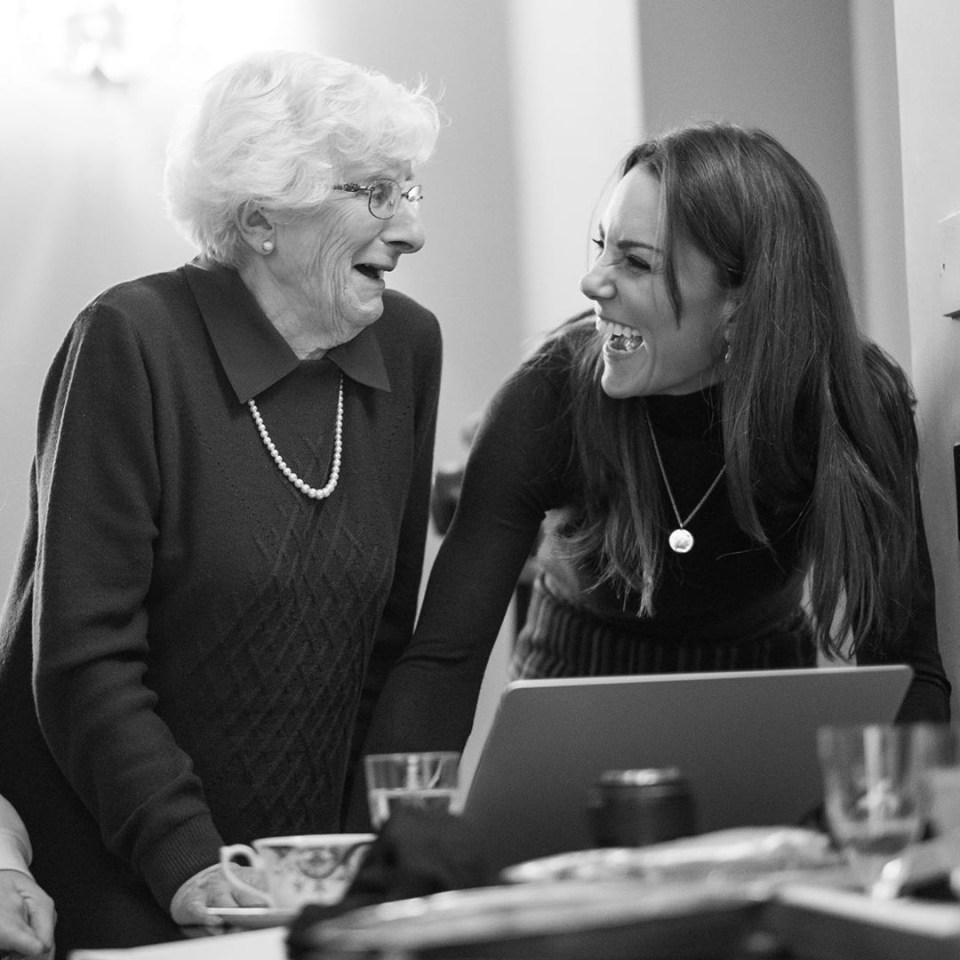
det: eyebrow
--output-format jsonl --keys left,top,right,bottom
{"left": 596, "top": 225, "right": 663, "bottom": 256}
{"left": 618, "top": 239, "right": 663, "bottom": 256}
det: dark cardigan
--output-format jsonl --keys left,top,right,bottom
{"left": 0, "top": 261, "right": 441, "bottom": 954}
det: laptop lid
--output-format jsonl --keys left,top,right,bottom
{"left": 459, "top": 665, "right": 912, "bottom": 872}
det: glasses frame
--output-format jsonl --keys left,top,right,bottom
{"left": 332, "top": 178, "right": 424, "bottom": 220}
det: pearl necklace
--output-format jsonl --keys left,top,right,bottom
{"left": 647, "top": 416, "right": 725, "bottom": 554}
{"left": 248, "top": 375, "right": 344, "bottom": 500}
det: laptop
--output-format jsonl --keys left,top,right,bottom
{"left": 458, "top": 665, "right": 912, "bottom": 872}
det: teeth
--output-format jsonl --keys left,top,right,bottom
{"left": 595, "top": 317, "right": 640, "bottom": 339}
{"left": 595, "top": 317, "right": 644, "bottom": 350}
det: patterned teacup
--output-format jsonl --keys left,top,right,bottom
{"left": 220, "top": 833, "right": 375, "bottom": 909}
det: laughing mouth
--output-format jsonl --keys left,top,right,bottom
{"left": 354, "top": 263, "right": 385, "bottom": 281}
{"left": 596, "top": 317, "right": 644, "bottom": 353}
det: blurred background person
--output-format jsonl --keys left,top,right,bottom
{"left": 0, "top": 49, "right": 440, "bottom": 953}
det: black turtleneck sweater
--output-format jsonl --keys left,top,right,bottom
{"left": 356, "top": 320, "right": 950, "bottom": 774}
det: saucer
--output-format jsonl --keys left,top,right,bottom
{"left": 206, "top": 906, "right": 298, "bottom": 929}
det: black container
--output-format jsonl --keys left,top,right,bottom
{"left": 586, "top": 767, "right": 697, "bottom": 847}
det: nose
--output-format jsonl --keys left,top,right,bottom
{"left": 381, "top": 199, "right": 425, "bottom": 254}
{"left": 580, "top": 260, "right": 615, "bottom": 301}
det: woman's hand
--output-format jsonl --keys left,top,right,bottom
{"left": 169, "top": 863, "right": 269, "bottom": 927}
{"left": 0, "top": 869, "right": 55, "bottom": 960}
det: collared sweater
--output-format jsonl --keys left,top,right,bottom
{"left": 0, "top": 261, "right": 441, "bottom": 954}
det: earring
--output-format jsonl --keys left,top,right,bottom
{"left": 723, "top": 340, "right": 733, "bottom": 364}
{"left": 261, "top": 240, "right": 274, "bottom": 254}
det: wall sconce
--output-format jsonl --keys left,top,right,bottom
{"left": 64, "top": 1, "right": 132, "bottom": 85}
{"left": 0, "top": 0, "right": 186, "bottom": 88}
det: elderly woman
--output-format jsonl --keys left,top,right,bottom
{"left": 0, "top": 50, "right": 440, "bottom": 953}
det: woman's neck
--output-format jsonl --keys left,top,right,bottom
{"left": 237, "top": 258, "right": 330, "bottom": 360}
{"left": 645, "top": 383, "right": 722, "bottom": 440}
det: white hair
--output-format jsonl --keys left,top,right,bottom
{"left": 163, "top": 50, "right": 441, "bottom": 265}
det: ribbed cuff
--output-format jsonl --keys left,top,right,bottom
{"left": 137, "top": 812, "right": 224, "bottom": 910}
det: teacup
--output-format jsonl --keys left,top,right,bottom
{"left": 219, "top": 833, "right": 375, "bottom": 909}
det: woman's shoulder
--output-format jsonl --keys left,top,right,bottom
{"left": 509, "top": 311, "right": 593, "bottom": 389}
{"left": 74, "top": 267, "right": 196, "bottom": 339}
{"left": 381, "top": 289, "right": 440, "bottom": 339}
{"left": 481, "top": 312, "right": 593, "bottom": 423}
{"left": 539, "top": 311, "right": 595, "bottom": 357}
{"left": 375, "top": 290, "right": 442, "bottom": 398}
{"left": 36, "top": 270, "right": 198, "bottom": 420}
{"left": 377, "top": 289, "right": 442, "bottom": 368}
{"left": 91, "top": 267, "right": 191, "bottom": 310}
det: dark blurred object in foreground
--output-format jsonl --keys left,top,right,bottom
{"left": 287, "top": 807, "right": 493, "bottom": 958}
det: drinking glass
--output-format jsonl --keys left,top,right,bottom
{"left": 364, "top": 751, "right": 461, "bottom": 829}
{"left": 817, "top": 723, "right": 947, "bottom": 896}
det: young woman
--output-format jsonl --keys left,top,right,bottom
{"left": 355, "top": 121, "right": 949, "bottom": 780}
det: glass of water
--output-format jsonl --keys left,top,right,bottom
{"left": 817, "top": 723, "right": 949, "bottom": 896}
{"left": 364, "top": 751, "right": 461, "bottom": 829}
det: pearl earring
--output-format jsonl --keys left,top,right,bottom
{"left": 262, "top": 240, "right": 274, "bottom": 254}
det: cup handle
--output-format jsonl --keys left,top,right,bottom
{"left": 219, "top": 843, "right": 274, "bottom": 907}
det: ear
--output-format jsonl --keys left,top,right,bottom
{"left": 236, "top": 201, "right": 276, "bottom": 255}
{"left": 720, "top": 292, "right": 740, "bottom": 343}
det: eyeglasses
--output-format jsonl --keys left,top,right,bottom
{"left": 332, "top": 179, "right": 424, "bottom": 220}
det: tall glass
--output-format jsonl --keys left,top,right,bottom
{"left": 364, "top": 751, "right": 461, "bottom": 829}
{"left": 817, "top": 723, "right": 951, "bottom": 896}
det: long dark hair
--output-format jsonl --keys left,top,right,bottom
{"left": 559, "top": 121, "right": 919, "bottom": 657}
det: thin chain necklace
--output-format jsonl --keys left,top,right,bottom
{"left": 248, "top": 375, "right": 344, "bottom": 500}
{"left": 647, "top": 416, "right": 725, "bottom": 554}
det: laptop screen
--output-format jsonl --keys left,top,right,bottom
{"left": 458, "top": 665, "right": 912, "bottom": 872}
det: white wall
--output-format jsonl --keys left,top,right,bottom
{"left": 849, "top": 0, "right": 911, "bottom": 367}
{"left": 636, "top": 0, "right": 864, "bottom": 319}
{"left": 894, "top": 0, "right": 960, "bottom": 715}
{"left": 506, "top": 0, "right": 642, "bottom": 343}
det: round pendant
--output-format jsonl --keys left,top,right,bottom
{"left": 668, "top": 528, "right": 694, "bottom": 553}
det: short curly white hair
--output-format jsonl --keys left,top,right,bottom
{"left": 163, "top": 50, "right": 441, "bottom": 265}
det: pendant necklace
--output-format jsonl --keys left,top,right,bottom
{"left": 647, "top": 417, "right": 725, "bottom": 554}
{"left": 248, "top": 374, "right": 344, "bottom": 500}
